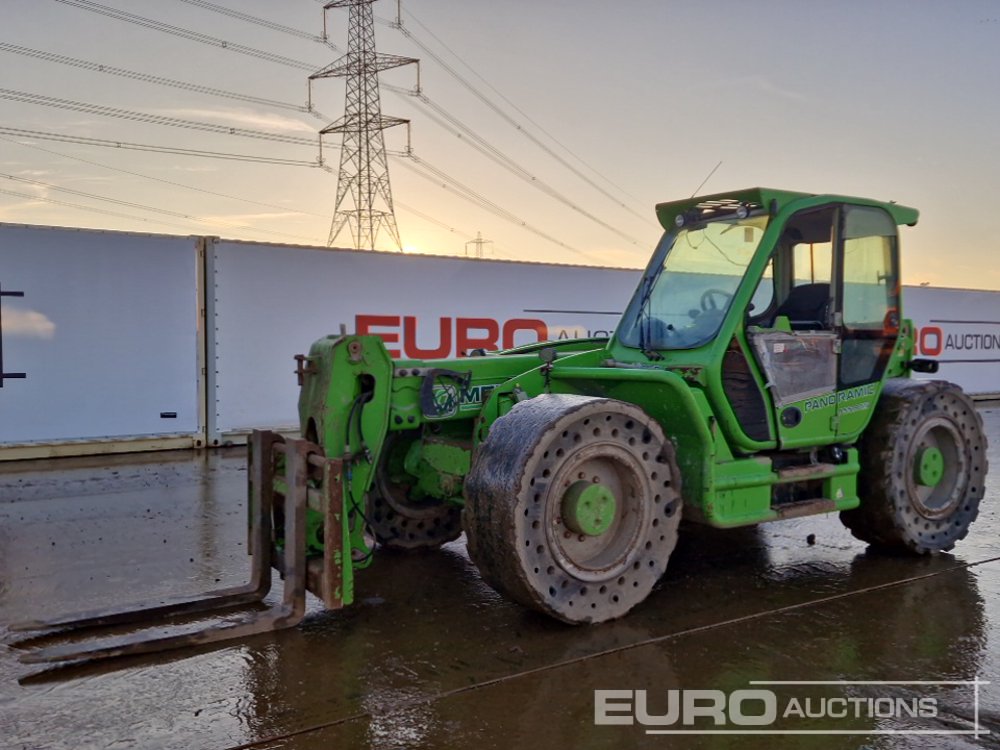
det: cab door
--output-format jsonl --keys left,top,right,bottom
{"left": 745, "top": 205, "right": 840, "bottom": 448}
{"left": 834, "top": 205, "right": 901, "bottom": 438}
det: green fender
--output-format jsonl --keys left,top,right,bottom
{"left": 474, "top": 358, "right": 720, "bottom": 512}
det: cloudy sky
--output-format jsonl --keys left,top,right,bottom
{"left": 1, "top": 0, "right": 999, "bottom": 289}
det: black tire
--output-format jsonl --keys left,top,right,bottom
{"left": 464, "top": 394, "right": 682, "bottom": 624}
{"left": 367, "top": 431, "right": 463, "bottom": 550}
{"left": 841, "top": 379, "right": 988, "bottom": 554}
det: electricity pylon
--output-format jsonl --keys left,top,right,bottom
{"left": 311, "top": 0, "right": 417, "bottom": 250}
{"left": 465, "top": 232, "right": 493, "bottom": 259}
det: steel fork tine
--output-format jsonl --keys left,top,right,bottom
{"left": 15, "top": 431, "right": 314, "bottom": 665}
{"left": 10, "top": 431, "right": 282, "bottom": 636}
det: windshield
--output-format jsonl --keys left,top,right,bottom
{"left": 619, "top": 213, "right": 770, "bottom": 350}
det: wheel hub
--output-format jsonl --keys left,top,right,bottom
{"left": 561, "top": 480, "right": 617, "bottom": 537}
{"left": 908, "top": 417, "right": 965, "bottom": 520}
{"left": 914, "top": 445, "right": 945, "bottom": 487}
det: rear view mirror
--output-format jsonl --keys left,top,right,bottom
{"left": 909, "top": 358, "right": 939, "bottom": 373}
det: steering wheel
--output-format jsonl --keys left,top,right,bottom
{"left": 644, "top": 317, "right": 676, "bottom": 346}
{"left": 700, "top": 288, "right": 733, "bottom": 312}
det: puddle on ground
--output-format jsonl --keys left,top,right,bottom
{"left": 1, "top": 412, "right": 997, "bottom": 749}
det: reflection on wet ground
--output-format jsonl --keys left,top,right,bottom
{"left": 1, "top": 410, "right": 999, "bottom": 749}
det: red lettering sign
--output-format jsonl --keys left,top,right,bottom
{"left": 502, "top": 318, "right": 549, "bottom": 349}
{"left": 403, "top": 316, "right": 451, "bottom": 359}
{"left": 355, "top": 315, "right": 549, "bottom": 359}
{"left": 456, "top": 317, "right": 500, "bottom": 355}
{"left": 356, "top": 314, "right": 401, "bottom": 357}
{"left": 918, "top": 325, "right": 943, "bottom": 357}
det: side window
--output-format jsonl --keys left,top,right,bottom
{"left": 793, "top": 239, "right": 833, "bottom": 286}
{"left": 841, "top": 207, "right": 898, "bottom": 331}
{"left": 839, "top": 206, "right": 899, "bottom": 386}
{"left": 773, "top": 206, "right": 836, "bottom": 330}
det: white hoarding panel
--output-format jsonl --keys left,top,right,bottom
{"left": 209, "top": 241, "right": 640, "bottom": 434}
{"left": 903, "top": 286, "right": 1000, "bottom": 395}
{"left": 210, "top": 241, "right": 1000, "bottom": 437}
{"left": 0, "top": 225, "right": 200, "bottom": 444}
{"left": 5, "top": 222, "right": 995, "bottom": 453}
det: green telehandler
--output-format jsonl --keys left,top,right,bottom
{"left": 15, "top": 187, "right": 989, "bottom": 663}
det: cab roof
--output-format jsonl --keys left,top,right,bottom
{"left": 655, "top": 187, "right": 919, "bottom": 232}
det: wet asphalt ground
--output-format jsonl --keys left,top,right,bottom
{"left": 1, "top": 408, "right": 999, "bottom": 749}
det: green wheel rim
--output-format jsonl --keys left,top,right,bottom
{"left": 562, "top": 481, "right": 617, "bottom": 537}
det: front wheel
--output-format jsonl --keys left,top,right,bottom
{"left": 464, "top": 394, "right": 682, "bottom": 623}
{"left": 367, "top": 431, "right": 463, "bottom": 550}
{"left": 841, "top": 379, "right": 988, "bottom": 554}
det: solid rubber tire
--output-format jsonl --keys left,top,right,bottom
{"left": 464, "top": 394, "right": 682, "bottom": 623}
{"left": 840, "top": 379, "right": 987, "bottom": 554}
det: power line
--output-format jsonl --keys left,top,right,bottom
{"left": 0, "top": 88, "right": 318, "bottom": 146}
{"left": 40, "top": 0, "right": 634, "bottom": 240}
{"left": 386, "top": 12, "right": 649, "bottom": 223}
{"left": 399, "top": 6, "right": 643, "bottom": 205}
{"left": 0, "top": 126, "right": 322, "bottom": 166}
{"left": 5, "top": 40, "right": 598, "bottom": 242}
{"left": 44, "top": 0, "right": 647, "bottom": 248}
{"left": 0, "top": 183, "right": 484, "bottom": 254}
{"left": 0, "top": 135, "right": 330, "bottom": 219}
{"left": 52, "top": 0, "right": 322, "bottom": 71}
{"left": 386, "top": 83, "right": 640, "bottom": 246}
{"left": 1, "top": 180, "right": 487, "bottom": 256}
{"left": 0, "top": 186, "right": 221, "bottom": 235}
{"left": 397, "top": 156, "right": 530, "bottom": 232}
{"left": 173, "top": 0, "right": 337, "bottom": 47}
{"left": 397, "top": 154, "right": 588, "bottom": 257}
{"left": 0, "top": 171, "right": 321, "bottom": 242}
{"left": 393, "top": 200, "right": 476, "bottom": 241}
{"left": 0, "top": 42, "right": 319, "bottom": 115}
{"left": 0, "top": 128, "right": 484, "bottom": 246}
{"left": 18, "top": 2, "right": 588, "bottom": 254}
{"left": 1, "top": 120, "right": 578, "bottom": 256}
{"left": 48, "top": 0, "right": 642, "bottom": 231}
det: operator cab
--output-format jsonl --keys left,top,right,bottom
{"left": 615, "top": 189, "right": 909, "bottom": 450}
{"left": 745, "top": 203, "right": 902, "bottom": 434}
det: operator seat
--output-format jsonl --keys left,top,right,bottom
{"left": 774, "top": 282, "right": 830, "bottom": 330}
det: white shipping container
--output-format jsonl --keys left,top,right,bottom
{"left": 904, "top": 287, "right": 1000, "bottom": 395}
{"left": 1, "top": 223, "right": 996, "bottom": 454}
{"left": 0, "top": 224, "right": 201, "bottom": 447}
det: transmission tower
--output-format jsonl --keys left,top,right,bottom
{"left": 465, "top": 232, "right": 493, "bottom": 259}
{"left": 311, "top": 0, "right": 417, "bottom": 250}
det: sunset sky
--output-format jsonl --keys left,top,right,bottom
{"left": 2, "top": 0, "right": 999, "bottom": 289}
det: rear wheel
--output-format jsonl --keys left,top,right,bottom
{"left": 464, "top": 394, "right": 682, "bottom": 623}
{"left": 841, "top": 379, "right": 987, "bottom": 553}
{"left": 367, "top": 431, "right": 463, "bottom": 550}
